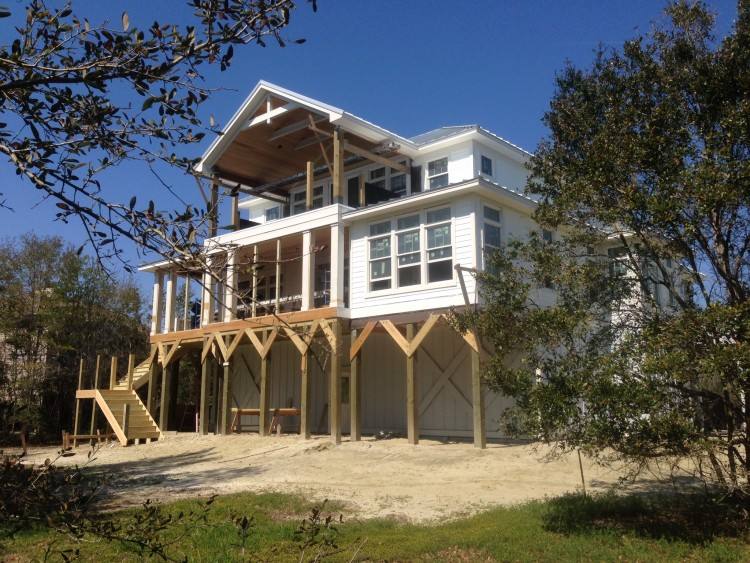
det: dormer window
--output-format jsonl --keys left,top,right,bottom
{"left": 427, "top": 158, "right": 449, "bottom": 189}
{"left": 481, "top": 155, "right": 493, "bottom": 176}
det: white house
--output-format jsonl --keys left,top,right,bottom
{"left": 94, "top": 81, "right": 556, "bottom": 448}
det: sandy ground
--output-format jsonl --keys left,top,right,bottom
{"left": 17, "top": 433, "right": 658, "bottom": 522}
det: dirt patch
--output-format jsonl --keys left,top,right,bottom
{"left": 15, "top": 434, "right": 682, "bottom": 522}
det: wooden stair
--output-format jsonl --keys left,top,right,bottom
{"left": 112, "top": 358, "right": 152, "bottom": 391}
{"left": 76, "top": 388, "right": 160, "bottom": 445}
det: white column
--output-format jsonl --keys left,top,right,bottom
{"left": 150, "top": 271, "right": 164, "bottom": 335}
{"left": 301, "top": 230, "right": 314, "bottom": 311}
{"left": 163, "top": 269, "right": 177, "bottom": 333}
{"left": 330, "top": 223, "right": 345, "bottom": 308}
{"left": 224, "top": 249, "right": 238, "bottom": 322}
{"left": 201, "top": 260, "right": 214, "bottom": 326}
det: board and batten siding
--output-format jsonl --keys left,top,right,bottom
{"left": 348, "top": 195, "right": 479, "bottom": 318}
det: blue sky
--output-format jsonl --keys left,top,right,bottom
{"left": 0, "top": 0, "right": 739, "bottom": 288}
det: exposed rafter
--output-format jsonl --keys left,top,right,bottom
{"left": 244, "top": 102, "right": 300, "bottom": 130}
{"left": 343, "top": 140, "right": 408, "bottom": 173}
{"left": 268, "top": 115, "right": 327, "bottom": 142}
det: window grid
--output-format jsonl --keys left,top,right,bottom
{"left": 427, "top": 157, "right": 449, "bottom": 190}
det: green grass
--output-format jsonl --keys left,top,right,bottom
{"left": 3, "top": 490, "right": 750, "bottom": 562}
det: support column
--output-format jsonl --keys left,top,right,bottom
{"left": 275, "top": 239, "right": 282, "bottom": 313}
{"left": 182, "top": 275, "right": 191, "bottom": 330}
{"left": 146, "top": 358, "right": 158, "bottom": 417}
{"left": 301, "top": 230, "right": 313, "bottom": 311}
{"left": 231, "top": 193, "right": 240, "bottom": 230}
{"left": 350, "top": 328, "right": 361, "bottom": 442}
{"left": 89, "top": 355, "right": 101, "bottom": 442}
{"left": 209, "top": 177, "right": 219, "bottom": 238}
{"left": 306, "top": 161, "right": 314, "bottom": 210}
{"left": 199, "top": 351, "right": 210, "bottom": 434}
{"left": 259, "top": 344, "right": 270, "bottom": 436}
{"left": 300, "top": 348, "right": 311, "bottom": 439}
{"left": 201, "top": 267, "right": 213, "bottom": 326}
{"left": 332, "top": 128, "right": 344, "bottom": 204}
{"left": 471, "top": 346, "right": 487, "bottom": 449}
{"left": 330, "top": 223, "right": 345, "bottom": 308}
{"left": 109, "top": 356, "right": 118, "bottom": 389}
{"left": 150, "top": 271, "right": 163, "bottom": 335}
{"left": 358, "top": 173, "right": 366, "bottom": 207}
{"left": 72, "top": 358, "right": 84, "bottom": 447}
{"left": 160, "top": 360, "right": 173, "bottom": 431}
{"left": 406, "top": 324, "right": 418, "bottom": 445}
{"left": 220, "top": 359, "right": 232, "bottom": 434}
{"left": 164, "top": 269, "right": 177, "bottom": 333}
{"left": 224, "top": 250, "right": 238, "bottom": 322}
{"left": 126, "top": 353, "right": 135, "bottom": 390}
{"left": 329, "top": 320, "right": 342, "bottom": 444}
{"left": 251, "top": 245, "right": 259, "bottom": 318}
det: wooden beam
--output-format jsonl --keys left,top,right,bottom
{"left": 146, "top": 359, "right": 158, "bottom": 417}
{"left": 268, "top": 115, "right": 326, "bottom": 142}
{"left": 245, "top": 328, "right": 265, "bottom": 357}
{"left": 251, "top": 244, "right": 259, "bottom": 318}
{"left": 329, "top": 319, "right": 342, "bottom": 444}
{"left": 126, "top": 353, "right": 135, "bottom": 390}
{"left": 471, "top": 347, "right": 486, "bottom": 449}
{"left": 89, "top": 355, "right": 101, "bottom": 443}
{"left": 72, "top": 358, "right": 84, "bottom": 447}
{"left": 408, "top": 314, "right": 441, "bottom": 357}
{"left": 350, "top": 328, "right": 361, "bottom": 442}
{"left": 245, "top": 102, "right": 300, "bottom": 129}
{"left": 275, "top": 239, "right": 282, "bottom": 313}
{"left": 308, "top": 115, "right": 333, "bottom": 177}
{"left": 283, "top": 326, "right": 308, "bottom": 356}
{"left": 225, "top": 330, "right": 246, "bottom": 360}
{"left": 380, "top": 320, "right": 410, "bottom": 356}
{"left": 201, "top": 333, "right": 216, "bottom": 363}
{"left": 358, "top": 173, "right": 365, "bottom": 207}
{"left": 259, "top": 352, "right": 270, "bottom": 437}
{"left": 343, "top": 140, "right": 408, "bottom": 173}
{"left": 300, "top": 348, "right": 311, "bottom": 439}
{"left": 160, "top": 360, "right": 174, "bottom": 430}
{"left": 221, "top": 360, "right": 231, "bottom": 434}
{"left": 332, "top": 129, "right": 344, "bottom": 203}
{"left": 301, "top": 230, "right": 314, "bottom": 311}
{"left": 406, "top": 324, "right": 418, "bottom": 445}
{"left": 349, "top": 320, "right": 376, "bottom": 362}
{"left": 261, "top": 327, "right": 278, "bottom": 359}
{"left": 199, "top": 351, "right": 210, "bottom": 434}
{"left": 109, "top": 356, "right": 118, "bottom": 389}
{"left": 230, "top": 194, "right": 240, "bottom": 230}
{"left": 305, "top": 161, "right": 314, "bottom": 210}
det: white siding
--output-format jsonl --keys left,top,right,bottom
{"left": 473, "top": 140, "right": 529, "bottom": 193}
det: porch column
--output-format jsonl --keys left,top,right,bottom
{"left": 300, "top": 347, "right": 311, "bottom": 438}
{"left": 251, "top": 245, "right": 259, "bottom": 318}
{"left": 220, "top": 359, "right": 232, "bottom": 434}
{"left": 301, "top": 230, "right": 314, "bottom": 311}
{"left": 330, "top": 223, "right": 345, "bottom": 308}
{"left": 259, "top": 341, "right": 270, "bottom": 436}
{"left": 150, "top": 270, "right": 163, "bottom": 335}
{"left": 275, "top": 239, "right": 281, "bottom": 313}
{"left": 306, "top": 161, "right": 314, "bottom": 210}
{"left": 406, "top": 323, "right": 419, "bottom": 445}
{"left": 230, "top": 193, "right": 240, "bottom": 230}
{"left": 224, "top": 249, "right": 238, "bottom": 322}
{"left": 164, "top": 269, "right": 177, "bottom": 333}
{"left": 332, "top": 128, "right": 344, "bottom": 204}
{"left": 199, "top": 351, "right": 210, "bottom": 435}
{"left": 201, "top": 259, "right": 214, "bottom": 326}
{"left": 329, "top": 319, "right": 342, "bottom": 444}
{"left": 350, "top": 327, "right": 361, "bottom": 441}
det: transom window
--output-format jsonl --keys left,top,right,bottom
{"left": 481, "top": 155, "right": 493, "bottom": 176}
{"left": 427, "top": 158, "right": 449, "bottom": 189}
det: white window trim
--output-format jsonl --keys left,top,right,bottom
{"left": 289, "top": 182, "right": 327, "bottom": 215}
{"left": 365, "top": 206, "right": 455, "bottom": 295}
{"left": 481, "top": 203, "right": 502, "bottom": 270}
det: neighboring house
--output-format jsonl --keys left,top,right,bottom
{"left": 87, "top": 81, "right": 561, "bottom": 448}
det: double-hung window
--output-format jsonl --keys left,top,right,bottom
{"left": 425, "top": 207, "right": 453, "bottom": 282}
{"left": 368, "top": 220, "right": 392, "bottom": 291}
{"left": 396, "top": 215, "right": 420, "bottom": 287}
{"left": 291, "top": 192, "right": 306, "bottom": 215}
{"left": 369, "top": 165, "right": 408, "bottom": 197}
{"left": 481, "top": 155, "right": 493, "bottom": 176}
{"left": 483, "top": 206, "right": 501, "bottom": 252}
{"left": 427, "top": 158, "right": 449, "bottom": 189}
{"left": 265, "top": 206, "right": 281, "bottom": 222}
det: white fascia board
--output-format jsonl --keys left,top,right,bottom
{"left": 196, "top": 80, "right": 344, "bottom": 175}
{"left": 415, "top": 128, "right": 531, "bottom": 165}
{"left": 341, "top": 178, "right": 536, "bottom": 225}
{"left": 138, "top": 259, "right": 171, "bottom": 273}
{"left": 205, "top": 203, "right": 354, "bottom": 253}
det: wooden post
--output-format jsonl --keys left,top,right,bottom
{"left": 109, "top": 356, "right": 118, "bottom": 389}
{"left": 72, "top": 358, "right": 84, "bottom": 447}
{"left": 301, "top": 230, "right": 313, "bottom": 311}
{"left": 160, "top": 359, "right": 172, "bottom": 431}
{"left": 150, "top": 270, "right": 164, "bottom": 335}
{"left": 89, "top": 355, "right": 101, "bottom": 443}
{"left": 199, "top": 352, "right": 209, "bottom": 434}
{"left": 146, "top": 359, "right": 157, "bottom": 416}
{"left": 126, "top": 353, "right": 135, "bottom": 390}
{"left": 329, "top": 320, "right": 342, "bottom": 444}
{"left": 251, "top": 245, "right": 259, "bottom": 318}
{"left": 275, "top": 238, "right": 282, "bottom": 313}
{"left": 300, "top": 348, "right": 310, "bottom": 439}
{"left": 122, "top": 403, "right": 130, "bottom": 440}
{"left": 209, "top": 177, "right": 219, "bottom": 237}
{"left": 306, "top": 161, "right": 314, "bottom": 210}
{"left": 332, "top": 129, "right": 343, "bottom": 204}
{"left": 221, "top": 360, "right": 231, "bottom": 434}
{"left": 183, "top": 275, "right": 191, "bottom": 330}
{"left": 471, "top": 346, "right": 487, "bottom": 449}
{"left": 201, "top": 268, "right": 213, "bottom": 326}
{"left": 231, "top": 193, "right": 240, "bottom": 229}
{"left": 358, "top": 173, "right": 366, "bottom": 207}
{"left": 350, "top": 328, "right": 361, "bottom": 442}
{"left": 259, "top": 350, "right": 270, "bottom": 436}
{"left": 406, "top": 324, "right": 418, "bottom": 445}
{"left": 225, "top": 250, "right": 238, "bottom": 322}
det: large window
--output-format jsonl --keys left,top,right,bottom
{"left": 483, "top": 206, "right": 501, "bottom": 251}
{"left": 427, "top": 158, "right": 449, "bottom": 189}
{"left": 426, "top": 207, "right": 453, "bottom": 282}
{"left": 291, "top": 185, "right": 324, "bottom": 215}
{"left": 368, "top": 164, "right": 408, "bottom": 197}
{"left": 396, "top": 214, "right": 420, "bottom": 287}
{"left": 367, "top": 207, "right": 453, "bottom": 292}
{"left": 368, "top": 221, "right": 391, "bottom": 291}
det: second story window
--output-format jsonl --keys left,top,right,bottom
{"left": 481, "top": 155, "right": 493, "bottom": 176}
{"left": 368, "top": 220, "right": 391, "bottom": 291}
{"left": 265, "top": 206, "right": 281, "bottom": 222}
{"left": 396, "top": 215, "right": 420, "bottom": 287}
{"left": 483, "top": 206, "right": 501, "bottom": 252}
{"left": 426, "top": 207, "right": 452, "bottom": 282}
{"left": 427, "top": 158, "right": 449, "bottom": 189}
{"left": 292, "top": 192, "right": 306, "bottom": 215}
